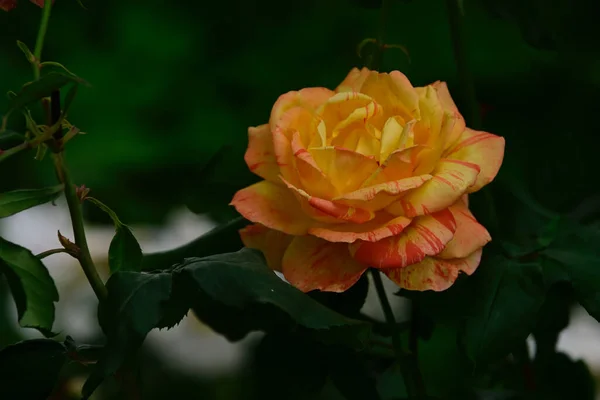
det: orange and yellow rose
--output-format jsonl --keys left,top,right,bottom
{"left": 231, "top": 67, "right": 504, "bottom": 292}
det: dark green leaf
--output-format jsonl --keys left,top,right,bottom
{"left": 82, "top": 270, "right": 173, "bottom": 399}
{"left": 9, "top": 72, "right": 84, "bottom": 111}
{"left": 141, "top": 216, "right": 248, "bottom": 271}
{"left": 464, "top": 256, "right": 545, "bottom": 363}
{"left": 0, "top": 237, "right": 58, "bottom": 335}
{"left": 108, "top": 225, "right": 143, "bottom": 273}
{"left": 308, "top": 272, "right": 369, "bottom": 318}
{"left": 542, "top": 218, "right": 600, "bottom": 321}
{"left": 0, "top": 185, "right": 63, "bottom": 218}
{"left": 182, "top": 248, "right": 371, "bottom": 349}
{"left": 0, "top": 130, "right": 26, "bottom": 148}
{"left": 87, "top": 197, "right": 143, "bottom": 273}
{"left": 378, "top": 363, "right": 408, "bottom": 400}
{"left": 0, "top": 339, "right": 67, "bottom": 399}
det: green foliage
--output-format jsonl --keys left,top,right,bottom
{"left": 8, "top": 71, "right": 83, "bottom": 111}
{"left": 85, "top": 248, "right": 371, "bottom": 398}
{"left": 0, "top": 339, "right": 67, "bottom": 399}
{"left": 87, "top": 197, "right": 143, "bottom": 274}
{"left": 0, "top": 184, "right": 63, "bottom": 218}
{"left": 0, "top": 236, "right": 58, "bottom": 335}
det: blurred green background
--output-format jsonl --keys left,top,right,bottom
{"left": 2, "top": 0, "right": 600, "bottom": 398}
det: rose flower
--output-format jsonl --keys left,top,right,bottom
{"left": 231, "top": 67, "right": 504, "bottom": 292}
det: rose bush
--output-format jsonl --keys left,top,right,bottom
{"left": 231, "top": 67, "right": 504, "bottom": 292}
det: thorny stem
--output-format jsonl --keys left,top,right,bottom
{"left": 31, "top": 0, "right": 107, "bottom": 303}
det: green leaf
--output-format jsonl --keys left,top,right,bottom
{"left": 464, "top": 256, "right": 545, "bottom": 363}
{"left": 0, "top": 237, "right": 59, "bottom": 335}
{"left": 82, "top": 270, "right": 173, "bottom": 399}
{"left": 8, "top": 72, "right": 84, "bottom": 111}
{"left": 141, "top": 216, "right": 248, "bottom": 271}
{"left": 377, "top": 363, "right": 408, "bottom": 400}
{"left": 183, "top": 248, "right": 371, "bottom": 349}
{"left": 0, "top": 339, "right": 67, "bottom": 399}
{"left": 0, "top": 130, "right": 26, "bottom": 148}
{"left": 87, "top": 197, "right": 142, "bottom": 273}
{"left": 0, "top": 185, "right": 63, "bottom": 218}
{"left": 16, "top": 40, "right": 35, "bottom": 64}
{"left": 542, "top": 218, "right": 600, "bottom": 320}
{"left": 308, "top": 273, "right": 369, "bottom": 318}
{"left": 108, "top": 225, "right": 142, "bottom": 273}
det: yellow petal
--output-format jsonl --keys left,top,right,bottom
{"left": 240, "top": 224, "right": 293, "bottom": 272}
{"left": 437, "top": 200, "right": 491, "bottom": 259}
{"left": 384, "top": 249, "right": 483, "bottom": 291}
{"left": 316, "top": 91, "right": 374, "bottom": 134}
{"left": 379, "top": 117, "right": 415, "bottom": 162}
{"left": 245, "top": 124, "right": 279, "bottom": 182}
{"left": 379, "top": 145, "right": 429, "bottom": 182}
{"left": 282, "top": 235, "right": 368, "bottom": 292}
{"left": 431, "top": 81, "right": 466, "bottom": 149}
{"left": 335, "top": 67, "right": 371, "bottom": 93}
{"left": 291, "top": 132, "right": 338, "bottom": 199}
{"left": 444, "top": 128, "right": 505, "bottom": 193}
{"left": 349, "top": 208, "right": 456, "bottom": 269}
{"left": 413, "top": 85, "right": 443, "bottom": 146}
{"left": 230, "top": 181, "right": 313, "bottom": 235}
{"left": 270, "top": 88, "right": 333, "bottom": 134}
{"left": 360, "top": 70, "right": 421, "bottom": 123}
{"left": 310, "top": 146, "right": 379, "bottom": 194}
{"left": 334, "top": 174, "right": 433, "bottom": 212}
{"left": 330, "top": 125, "right": 381, "bottom": 159}
{"left": 308, "top": 213, "right": 411, "bottom": 243}
{"left": 386, "top": 159, "right": 480, "bottom": 217}
{"left": 280, "top": 176, "right": 375, "bottom": 224}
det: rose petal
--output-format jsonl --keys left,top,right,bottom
{"left": 360, "top": 70, "right": 421, "bottom": 124}
{"left": 431, "top": 81, "right": 466, "bottom": 149}
{"left": 308, "top": 213, "right": 411, "bottom": 243}
{"left": 414, "top": 86, "right": 443, "bottom": 146}
{"left": 349, "top": 208, "right": 456, "bottom": 268}
{"left": 310, "top": 146, "right": 379, "bottom": 194}
{"left": 384, "top": 249, "right": 483, "bottom": 291}
{"left": 240, "top": 224, "right": 293, "bottom": 272}
{"left": 317, "top": 91, "right": 374, "bottom": 134}
{"left": 386, "top": 158, "right": 480, "bottom": 217}
{"left": 336, "top": 67, "right": 371, "bottom": 93}
{"left": 437, "top": 200, "right": 491, "bottom": 259}
{"left": 330, "top": 124, "right": 381, "bottom": 159}
{"left": 291, "top": 132, "right": 338, "bottom": 199}
{"left": 282, "top": 235, "right": 368, "bottom": 292}
{"left": 445, "top": 128, "right": 505, "bottom": 193}
{"left": 379, "top": 145, "right": 429, "bottom": 181}
{"left": 334, "top": 174, "right": 433, "bottom": 212}
{"left": 230, "top": 180, "right": 313, "bottom": 235}
{"left": 280, "top": 176, "right": 375, "bottom": 224}
{"left": 379, "top": 117, "right": 415, "bottom": 162}
{"left": 270, "top": 88, "right": 333, "bottom": 134}
{"left": 245, "top": 124, "right": 279, "bottom": 182}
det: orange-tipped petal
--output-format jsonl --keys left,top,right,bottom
{"left": 272, "top": 127, "right": 301, "bottom": 187}
{"left": 334, "top": 174, "right": 433, "bottom": 212}
{"left": 310, "top": 146, "right": 379, "bottom": 194}
{"left": 438, "top": 201, "right": 491, "bottom": 259}
{"left": 384, "top": 248, "right": 483, "bottom": 291}
{"left": 270, "top": 88, "right": 333, "bottom": 133}
{"left": 350, "top": 208, "right": 456, "bottom": 269}
{"left": 386, "top": 158, "right": 480, "bottom": 217}
{"left": 308, "top": 213, "right": 411, "bottom": 243}
{"left": 282, "top": 235, "right": 368, "bottom": 292}
{"left": 240, "top": 224, "right": 293, "bottom": 272}
{"left": 445, "top": 128, "right": 505, "bottom": 193}
{"left": 280, "top": 176, "right": 375, "bottom": 224}
{"left": 245, "top": 124, "right": 279, "bottom": 182}
{"left": 379, "top": 145, "right": 429, "bottom": 181}
{"left": 230, "top": 181, "right": 313, "bottom": 235}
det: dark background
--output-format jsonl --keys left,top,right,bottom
{"left": 1, "top": 0, "right": 600, "bottom": 398}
